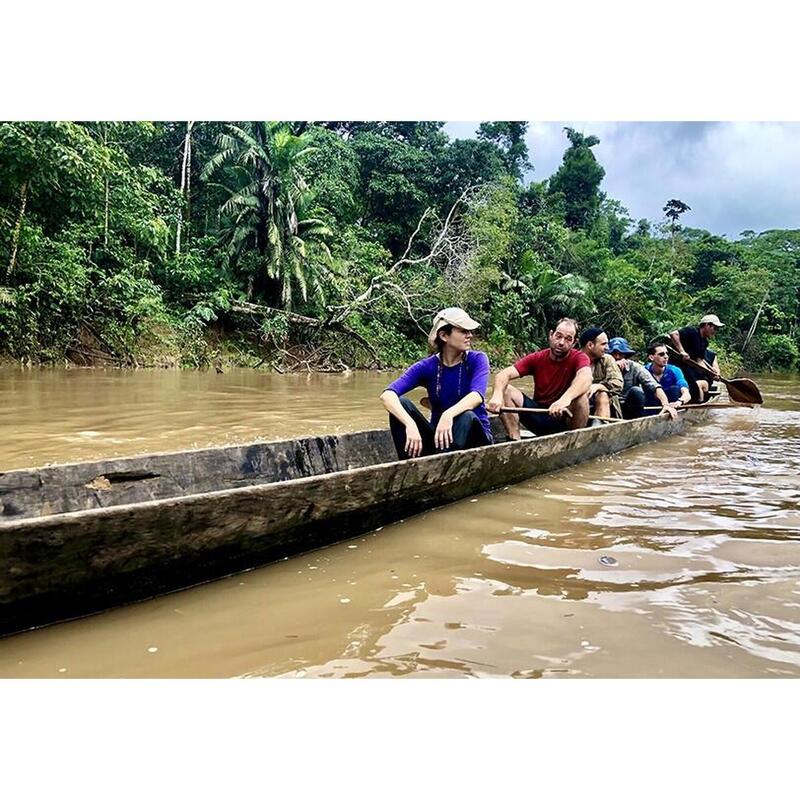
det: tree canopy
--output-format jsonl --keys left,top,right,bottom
{"left": 1, "top": 121, "right": 797, "bottom": 373}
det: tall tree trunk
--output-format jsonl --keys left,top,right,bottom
{"left": 103, "top": 123, "right": 110, "bottom": 248}
{"left": 104, "top": 177, "right": 110, "bottom": 248}
{"left": 175, "top": 121, "right": 194, "bottom": 255}
{"left": 7, "top": 181, "right": 29, "bottom": 277}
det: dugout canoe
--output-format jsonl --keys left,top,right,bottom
{"left": 0, "top": 407, "right": 711, "bottom": 636}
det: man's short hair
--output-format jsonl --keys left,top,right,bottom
{"left": 579, "top": 326, "right": 605, "bottom": 348}
{"left": 647, "top": 338, "right": 669, "bottom": 355}
{"left": 552, "top": 317, "right": 579, "bottom": 336}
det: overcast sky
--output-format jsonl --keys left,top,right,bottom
{"left": 444, "top": 122, "right": 800, "bottom": 240}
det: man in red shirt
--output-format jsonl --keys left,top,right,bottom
{"left": 487, "top": 318, "right": 592, "bottom": 439}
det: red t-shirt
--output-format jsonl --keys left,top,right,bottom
{"left": 513, "top": 349, "right": 591, "bottom": 405}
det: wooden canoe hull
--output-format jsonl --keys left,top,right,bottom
{"left": 0, "top": 410, "right": 708, "bottom": 636}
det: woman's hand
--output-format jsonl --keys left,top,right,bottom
{"left": 434, "top": 412, "right": 454, "bottom": 450}
{"left": 405, "top": 422, "right": 423, "bottom": 458}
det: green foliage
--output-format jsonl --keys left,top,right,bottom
{"left": 753, "top": 334, "right": 799, "bottom": 371}
{"left": 548, "top": 127, "right": 606, "bottom": 230}
{"left": 0, "top": 121, "right": 798, "bottom": 373}
{"left": 477, "top": 122, "right": 531, "bottom": 180}
{"left": 202, "top": 121, "right": 333, "bottom": 310}
{"left": 350, "top": 131, "right": 437, "bottom": 253}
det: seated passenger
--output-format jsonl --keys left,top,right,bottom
{"left": 380, "top": 308, "right": 493, "bottom": 460}
{"left": 645, "top": 341, "right": 692, "bottom": 407}
{"left": 487, "top": 317, "right": 591, "bottom": 439}
{"left": 579, "top": 326, "right": 623, "bottom": 420}
{"left": 607, "top": 337, "right": 678, "bottom": 420}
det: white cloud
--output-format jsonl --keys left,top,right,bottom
{"left": 444, "top": 121, "right": 800, "bottom": 238}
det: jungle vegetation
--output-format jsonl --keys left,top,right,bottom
{"left": 1, "top": 121, "right": 797, "bottom": 372}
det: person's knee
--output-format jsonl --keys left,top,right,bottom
{"left": 399, "top": 397, "right": 417, "bottom": 414}
{"left": 502, "top": 385, "right": 519, "bottom": 404}
{"left": 452, "top": 410, "right": 478, "bottom": 431}
{"left": 571, "top": 393, "right": 589, "bottom": 412}
{"left": 627, "top": 386, "right": 645, "bottom": 406}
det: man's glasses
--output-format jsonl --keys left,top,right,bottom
{"left": 653, "top": 351, "right": 668, "bottom": 358}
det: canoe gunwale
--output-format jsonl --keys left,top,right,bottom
{"left": 0, "top": 408, "right": 704, "bottom": 531}
{"left": 0, "top": 405, "right": 711, "bottom": 636}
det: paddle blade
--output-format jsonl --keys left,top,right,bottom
{"left": 723, "top": 377, "right": 763, "bottom": 404}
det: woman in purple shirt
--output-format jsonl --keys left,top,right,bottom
{"left": 380, "top": 307, "right": 493, "bottom": 459}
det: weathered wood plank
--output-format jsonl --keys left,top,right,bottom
{"left": 0, "top": 410, "right": 708, "bottom": 636}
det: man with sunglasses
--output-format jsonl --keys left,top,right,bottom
{"left": 669, "top": 314, "right": 724, "bottom": 402}
{"left": 487, "top": 317, "right": 591, "bottom": 439}
{"left": 646, "top": 342, "right": 692, "bottom": 406}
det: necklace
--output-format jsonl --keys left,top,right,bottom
{"left": 435, "top": 351, "right": 466, "bottom": 400}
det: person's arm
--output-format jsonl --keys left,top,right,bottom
{"left": 487, "top": 365, "right": 521, "bottom": 413}
{"left": 708, "top": 353, "right": 721, "bottom": 379}
{"left": 550, "top": 366, "right": 591, "bottom": 416}
{"left": 434, "top": 391, "right": 484, "bottom": 449}
{"left": 602, "top": 357, "right": 624, "bottom": 395}
{"left": 654, "top": 386, "right": 678, "bottom": 420}
{"left": 671, "top": 366, "right": 692, "bottom": 403}
{"left": 435, "top": 351, "right": 489, "bottom": 447}
{"left": 669, "top": 329, "right": 689, "bottom": 358}
{"left": 380, "top": 360, "right": 427, "bottom": 458}
{"left": 380, "top": 390, "right": 423, "bottom": 457}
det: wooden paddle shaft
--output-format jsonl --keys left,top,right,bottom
{"left": 499, "top": 406, "right": 623, "bottom": 423}
{"left": 664, "top": 344, "right": 763, "bottom": 404}
{"left": 643, "top": 403, "right": 753, "bottom": 410}
{"left": 500, "top": 406, "right": 573, "bottom": 418}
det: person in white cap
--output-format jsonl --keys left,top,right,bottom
{"left": 380, "top": 307, "right": 493, "bottom": 459}
{"left": 668, "top": 314, "right": 723, "bottom": 402}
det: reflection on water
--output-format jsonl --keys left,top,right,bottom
{"left": 0, "top": 368, "right": 799, "bottom": 677}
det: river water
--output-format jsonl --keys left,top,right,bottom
{"left": 1, "top": 367, "right": 799, "bottom": 678}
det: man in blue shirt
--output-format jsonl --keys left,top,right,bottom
{"left": 645, "top": 341, "right": 692, "bottom": 405}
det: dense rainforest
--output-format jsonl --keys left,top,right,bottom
{"left": 0, "top": 121, "right": 797, "bottom": 373}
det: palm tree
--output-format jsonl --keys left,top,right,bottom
{"left": 501, "top": 250, "right": 594, "bottom": 336}
{"left": 202, "top": 122, "right": 332, "bottom": 308}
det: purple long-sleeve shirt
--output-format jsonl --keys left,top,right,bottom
{"left": 385, "top": 350, "right": 493, "bottom": 441}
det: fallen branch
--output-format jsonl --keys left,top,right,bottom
{"left": 323, "top": 185, "right": 480, "bottom": 329}
{"left": 229, "top": 301, "right": 380, "bottom": 363}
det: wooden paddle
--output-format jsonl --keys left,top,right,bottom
{"left": 500, "top": 405, "right": 572, "bottom": 418}
{"left": 643, "top": 402, "right": 754, "bottom": 410}
{"left": 665, "top": 345, "right": 763, "bottom": 404}
{"left": 499, "top": 406, "right": 622, "bottom": 423}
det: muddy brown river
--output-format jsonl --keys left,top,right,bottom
{"left": 1, "top": 367, "right": 798, "bottom": 677}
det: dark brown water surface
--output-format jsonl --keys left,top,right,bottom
{"left": 1, "top": 368, "right": 799, "bottom": 678}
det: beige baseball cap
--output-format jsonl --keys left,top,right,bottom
{"left": 700, "top": 313, "right": 725, "bottom": 327}
{"left": 428, "top": 307, "right": 480, "bottom": 348}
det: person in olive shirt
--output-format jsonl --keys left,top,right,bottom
{"left": 669, "top": 314, "right": 723, "bottom": 402}
{"left": 579, "top": 327, "right": 623, "bottom": 419}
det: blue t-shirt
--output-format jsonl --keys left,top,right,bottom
{"left": 646, "top": 362, "right": 689, "bottom": 393}
{"left": 385, "top": 350, "right": 492, "bottom": 441}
